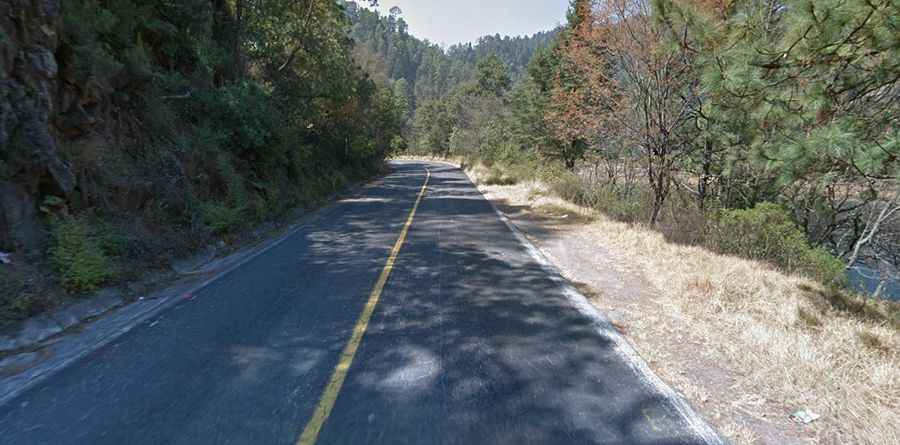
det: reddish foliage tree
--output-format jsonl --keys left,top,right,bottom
{"left": 553, "top": 0, "right": 700, "bottom": 224}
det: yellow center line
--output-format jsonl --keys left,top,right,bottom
{"left": 296, "top": 168, "right": 432, "bottom": 445}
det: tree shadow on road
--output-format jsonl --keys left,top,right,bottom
{"left": 317, "top": 164, "right": 716, "bottom": 445}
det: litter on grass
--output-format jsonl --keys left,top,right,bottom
{"left": 0, "top": 252, "right": 11, "bottom": 264}
{"left": 790, "top": 409, "right": 821, "bottom": 424}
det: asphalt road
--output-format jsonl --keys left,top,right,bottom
{"left": 0, "top": 162, "right": 721, "bottom": 445}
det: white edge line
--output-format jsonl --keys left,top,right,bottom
{"left": 452, "top": 163, "right": 727, "bottom": 445}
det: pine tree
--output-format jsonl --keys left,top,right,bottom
{"left": 475, "top": 55, "right": 512, "bottom": 97}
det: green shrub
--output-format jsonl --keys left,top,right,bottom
{"left": 585, "top": 185, "right": 649, "bottom": 223}
{"left": 95, "top": 223, "right": 129, "bottom": 257}
{"left": 712, "top": 203, "right": 846, "bottom": 285}
{"left": 503, "top": 156, "right": 540, "bottom": 183}
{"left": 199, "top": 152, "right": 251, "bottom": 232}
{"left": 545, "top": 170, "right": 648, "bottom": 223}
{"left": 800, "top": 246, "right": 848, "bottom": 286}
{"left": 539, "top": 167, "right": 846, "bottom": 286}
{"left": 546, "top": 170, "right": 586, "bottom": 202}
{"left": 482, "top": 165, "right": 519, "bottom": 185}
{"left": 0, "top": 267, "right": 63, "bottom": 322}
{"left": 713, "top": 203, "right": 802, "bottom": 261}
{"left": 61, "top": 1, "right": 122, "bottom": 93}
{"left": 259, "top": 183, "right": 295, "bottom": 217}
{"left": 201, "top": 201, "right": 244, "bottom": 235}
{"left": 50, "top": 219, "right": 112, "bottom": 293}
{"left": 192, "top": 82, "right": 277, "bottom": 158}
{"left": 249, "top": 193, "right": 269, "bottom": 222}
{"left": 0, "top": 268, "right": 29, "bottom": 320}
{"left": 330, "top": 171, "right": 349, "bottom": 191}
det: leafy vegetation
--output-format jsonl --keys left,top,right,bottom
{"left": 0, "top": 268, "right": 30, "bottom": 321}
{"left": 3, "top": 0, "right": 895, "bottom": 321}
{"left": 398, "top": 0, "right": 899, "bottom": 296}
{"left": 712, "top": 203, "right": 847, "bottom": 285}
{"left": 1, "top": 0, "right": 411, "bottom": 320}
{"left": 50, "top": 218, "right": 112, "bottom": 293}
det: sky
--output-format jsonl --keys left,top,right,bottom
{"left": 367, "top": 1, "right": 570, "bottom": 47}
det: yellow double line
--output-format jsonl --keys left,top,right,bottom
{"left": 297, "top": 168, "right": 431, "bottom": 445}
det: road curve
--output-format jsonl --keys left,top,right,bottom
{"left": 0, "top": 161, "right": 723, "bottom": 445}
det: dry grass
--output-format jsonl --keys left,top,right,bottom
{"left": 531, "top": 204, "right": 598, "bottom": 225}
{"left": 473, "top": 177, "right": 900, "bottom": 445}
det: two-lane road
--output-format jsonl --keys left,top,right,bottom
{"left": 0, "top": 162, "right": 722, "bottom": 444}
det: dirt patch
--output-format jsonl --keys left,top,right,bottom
{"left": 473, "top": 179, "right": 900, "bottom": 445}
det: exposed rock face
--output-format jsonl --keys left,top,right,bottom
{"left": 0, "top": 181, "right": 40, "bottom": 251}
{"left": 1, "top": 0, "right": 74, "bottom": 252}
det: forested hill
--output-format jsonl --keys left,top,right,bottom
{"left": 344, "top": 1, "right": 559, "bottom": 107}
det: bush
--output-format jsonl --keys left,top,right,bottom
{"left": 482, "top": 165, "right": 519, "bottom": 185}
{"left": 546, "top": 170, "right": 587, "bottom": 203}
{"left": 587, "top": 185, "right": 649, "bottom": 223}
{"left": 0, "top": 266, "right": 63, "bottom": 322}
{"left": 503, "top": 156, "right": 540, "bottom": 183}
{"left": 0, "top": 268, "right": 29, "bottom": 320}
{"left": 800, "top": 246, "right": 848, "bottom": 286}
{"left": 330, "top": 171, "right": 349, "bottom": 191}
{"left": 546, "top": 170, "right": 648, "bottom": 223}
{"left": 192, "top": 82, "right": 278, "bottom": 158}
{"left": 543, "top": 172, "right": 847, "bottom": 286}
{"left": 201, "top": 201, "right": 244, "bottom": 235}
{"left": 95, "top": 223, "right": 129, "bottom": 257}
{"left": 538, "top": 166, "right": 845, "bottom": 285}
{"left": 712, "top": 203, "right": 846, "bottom": 285}
{"left": 50, "top": 219, "right": 112, "bottom": 293}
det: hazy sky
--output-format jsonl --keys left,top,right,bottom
{"left": 368, "top": 1, "right": 570, "bottom": 46}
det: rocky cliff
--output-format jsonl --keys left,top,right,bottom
{"left": 1, "top": 0, "right": 75, "bottom": 252}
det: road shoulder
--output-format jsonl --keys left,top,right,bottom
{"left": 472, "top": 178, "right": 815, "bottom": 445}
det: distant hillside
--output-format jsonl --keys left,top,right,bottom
{"left": 344, "top": 2, "right": 558, "bottom": 108}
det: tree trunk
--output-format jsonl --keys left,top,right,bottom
{"left": 873, "top": 280, "right": 886, "bottom": 299}
{"left": 211, "top": 0, "right": 243, "bottom": 84}
{"left": 698, "top": 138, "right": 712, "bottom": 211}
{"left": 846, "top": 192, "right": 900, "bottom": 269}
{"left": 649, "top": 195, "right": 663, "bottom": 226}
{"left": 647, "top": 152, "right": 672, "bottom": 226}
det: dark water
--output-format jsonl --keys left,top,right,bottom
{"left": 847, "top": 265, "right": 900, "bottom": 301}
